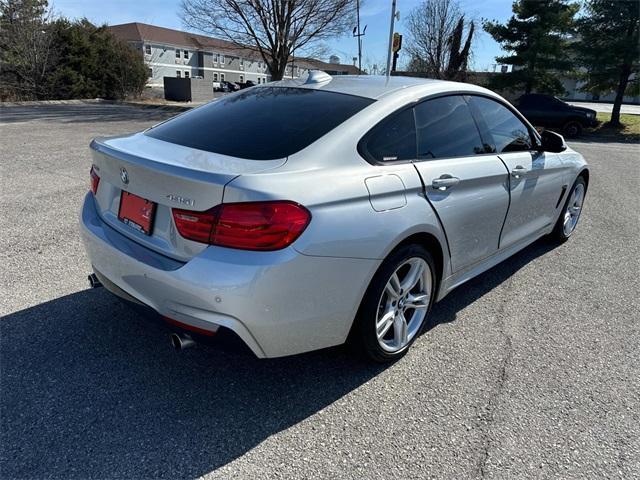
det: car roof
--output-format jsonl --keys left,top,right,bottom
{"left": 264, "top": 74, "right": 490, "bottom": 100}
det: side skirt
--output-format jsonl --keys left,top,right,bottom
{"left": 435, "top": 224, "right": 553, "bottom": 302}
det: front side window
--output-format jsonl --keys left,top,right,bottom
{"left": 360, "top": 108, "right": 416, "bottom": 163}
{"left": 220, "top": 73, "right": 225, "bottom": 81}
{"left": 184, "top": 50, "right": 189, "bottom": 59}
{"left": 176, "top": 70, "right": 181, "bottom": 77}
{"left": 175, "top": 49, "right": 180, "bottom": 59}
{"left": 214, "top": 53, "right": 219, "bottom": 64}
{"left": 414, "top": 95, "right": 485, "bottom": 159}
{"left": 239, "top": 74, "right": 244, "bottom": 83}
{"left": 213, "top": 73, "right": 218, "bottom": 81}
{"left": 145, "top": 44, "right": 151, "bottom": 55}
{"left": 147, "top": 68, "right": 153, "bottom": 78}
{"left": 184, "top": 71, "right": 190, "bottom": 78}
{"left": 220, "top": 55, "right": 225, "bottom": 64}
{"left": 146, "top": 87, "right": 374, "bottom": 160}
{"left": 468, "top": 96, "right": 533, "bottom": 153}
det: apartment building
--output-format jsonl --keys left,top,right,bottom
{"left": 109, "top": 23, "right": 362, "bottom": 87}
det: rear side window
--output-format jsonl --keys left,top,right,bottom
{"left": 146, "top": 87, "right": 374, "bottom": 160}
{"left": 360, "top": 108, "right": 416, "bottom": 162}
{"left": 414, "top": 96, "right": 485, "bottom": 159}
{"left": 468, "top": 96, "right": 533, "bottom": 153}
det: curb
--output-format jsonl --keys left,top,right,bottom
{"left": 0, "top": 98, "right": 194, "bottom": 112}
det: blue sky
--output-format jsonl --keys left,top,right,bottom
{"left": 52, "top": 0, "right": 513, "bottom": 71}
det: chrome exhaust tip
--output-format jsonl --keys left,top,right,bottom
{"left": 170, "top": 332, "right": 196, "bottom": 352}
{"left": 88, "top": 273, "right": 102, "bottom": 289}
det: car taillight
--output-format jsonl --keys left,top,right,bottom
{"left": 172, "top": 201, "right": 311, "bottom": 251}
{"left": 90, "top": 166, "right": 100, "bottom": 194}
{"left": 172, "top": 208, "right": 218, "bottom": 244}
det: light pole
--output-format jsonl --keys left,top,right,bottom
{"left": 353, "top": 0, "right": 367, "bottom": 74}
{"left": 386, "top": 0, "right": 399, "bottom": 81}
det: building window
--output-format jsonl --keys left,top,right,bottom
{"left": 147, "top": 68, "right": 153, "bottom": 78}
{"left": 220, "top": 55, "right": 225, "bottom": 65}
{"left": 258, "top": 61, "right": 262, "bottom": 69}
{"left": 175, "top": 49, "right": 180, "bottom": 59}
{"left": 240, "top": 58, "right": 244, "bottom": 68}
{"left": 239, "top": 74, "right": 244, "bottom": 83}
{"left": 184, "top": 71, "right": 190, "bottom": 78}
{"left": 176, "top": 71, "right": 181, "bottom": 77}
{"left": 213, "top": 72, "right": 218, "bottom": 81}
{"left": 220, "top": 73, "right": 225, "bottom": 81}
{"left": 213, "top": 53, "right": 219, "bottom": 64}
{"left": 145, "top": 45, "right": 151, "bottom": 55}
{"left": 184, "top": 50, "right": 189, "bottom": 59}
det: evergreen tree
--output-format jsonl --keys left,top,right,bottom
{"left": 47, "top": 19, "right": 148, "bottom": 100}
{"left": 575, "top": 0, "right": 639, "bottom": 126}
{"left": 483, "top": 0, "right": 579, "bottom": 94}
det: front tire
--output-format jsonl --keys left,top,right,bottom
{"left": 354, "top": 244, "right": 436, "bottom": 363}
{"left": 562, "top": 121, "right": 583, "bottom": 137}
{"left": 552, "top": 176, "right": 586, "bottom": 242}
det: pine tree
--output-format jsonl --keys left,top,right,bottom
{"left": 575, "top": 0, "right": 639, "bottom": 126}
{"left": 483, "top": 0, "right": 579, "bottom": 94}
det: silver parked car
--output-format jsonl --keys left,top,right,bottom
{"left": 80, "top": 73, "right": 589, "bottom": 362}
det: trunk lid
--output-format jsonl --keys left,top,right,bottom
{"left": 90, "top": 133, "right": 286, "bottom": 261}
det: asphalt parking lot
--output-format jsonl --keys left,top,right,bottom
{"left": 1, "top": 102, "right": 639, "bottom": 479}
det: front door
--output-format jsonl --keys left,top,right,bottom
{"left": 466, "top": 95, "right": 567, "bottom": 249}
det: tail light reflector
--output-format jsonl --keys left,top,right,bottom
{"left": 172, "top": 201, "right": 311, "bottom": 251}
{"left": 90, "top": 166, "right": 100, "bottom": 194}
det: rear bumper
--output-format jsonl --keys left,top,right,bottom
{"left": 80, "top": 193, "right": 379, "bottom": 358}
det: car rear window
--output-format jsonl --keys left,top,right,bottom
{"left": 145, "top": 87, "right": 374, "bottom": 160}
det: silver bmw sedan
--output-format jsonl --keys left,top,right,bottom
{"left": 80, "top": 73, "right": 589, "bottom": 362}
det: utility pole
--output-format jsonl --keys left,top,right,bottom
{"left": 386, "top": 0, "right": 398, "bottom": 81}
{"left": 353, "top": 0, "right": 367, "bottom": 74}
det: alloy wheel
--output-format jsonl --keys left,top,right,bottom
{"left": 563, "top": 182, "right": 585, "bottom": 236}
{"left": 375, "top": 257, "right": 432, "bottom": 353}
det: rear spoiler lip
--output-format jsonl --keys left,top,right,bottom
{"left": 90, "top": 137, "right": 239, "bottom": 185}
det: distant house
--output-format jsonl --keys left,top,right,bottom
{"left": 109, "top": 22, "right": 363, "bottom": 87}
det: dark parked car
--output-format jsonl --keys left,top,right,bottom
{"left": 223, "top": 81, "right": 240, "bottom": 92}
{"left": 515, "top": 94, "right": 598, "bottom": 137}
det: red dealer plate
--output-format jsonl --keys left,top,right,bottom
{"left": 118, "top": 191, "right": 156, "bottom": 235}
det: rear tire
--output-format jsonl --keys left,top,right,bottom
{"left": 551, "top": 176, "right": 586, "bottom": 242}
{"left": 353, "top": 244, "right": 436, "bottom": 363}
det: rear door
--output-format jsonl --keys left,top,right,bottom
{"left": 409, "top": 95, "right": 510, "bottom": 273}
{"left": 467, "top": 95, "right": 567, "bottom": 249}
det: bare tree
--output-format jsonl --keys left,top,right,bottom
{"left": 0, "top": 0, "right": 57, "bottom": 99}
{"left": 405, "top": 0, "right": 474, "bottom": 81}
{"left": 180, "top": 0, "right": 356, "bottom": 81}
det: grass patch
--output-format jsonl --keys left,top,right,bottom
{"left": 588, "top": 112, "right": 640, "bottom": 142}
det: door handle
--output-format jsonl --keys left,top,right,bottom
{"left": 432, "top": 175, "right": 460, "bottom": 190}
{"left": 510, "top": 166, "right": 529, "bottom": 178}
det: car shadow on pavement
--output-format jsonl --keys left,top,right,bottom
{"left": 0, "top": 288, "right": 386, "bottom": 479}
{"left": 1, "top": 237, "right": 559, "bottom": 479}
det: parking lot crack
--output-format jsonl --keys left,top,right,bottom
{"left": 475, "top": 278, "right": 516, "bottom": 479}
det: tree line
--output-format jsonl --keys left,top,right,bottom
{"left": 404, "top": 0, "right": 639, "bottom": 126}
{"left": 0, "top": 0, "right": 148, "bottom": 101}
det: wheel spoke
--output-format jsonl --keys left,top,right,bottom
{"left": 401, "top": 260, "right": 424, "bottom": 292}
{"left": 386, "top": 273, "right": 402, "bottom": 299}
{"left": 393, "top": 313, "right": 409, "bottom": 348}
{"left": 376, "top": 310, "right": 395, "bottom": 338}
{"left": 404, "top": 292, "right": 429, "bottom": 310}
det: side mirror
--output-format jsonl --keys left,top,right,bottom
{"left": 539, "top": 130, "right": 567, "bottom": 153}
